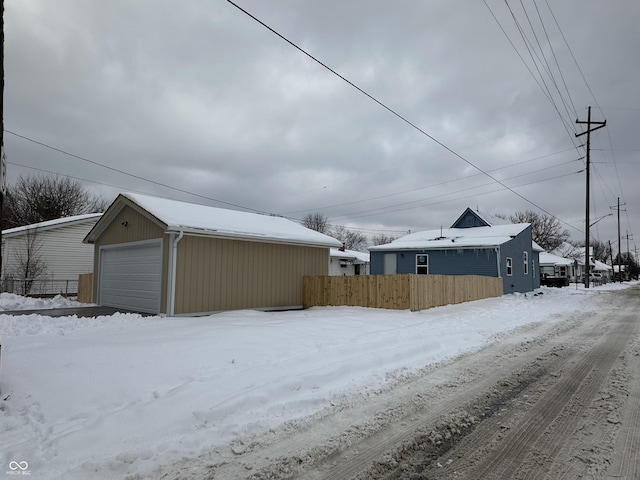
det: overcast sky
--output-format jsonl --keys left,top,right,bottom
{"left": 4, "top": 0, "right": 639, "bottom": 253}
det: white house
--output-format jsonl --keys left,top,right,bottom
{"left": 539, "top": 251, "right": 574, "bottom": 286}
{"left": 1, "top": 213, "right": 102, "bottom": 295}
{"left": 329, "top": 248, "right": 370, "bottom": 276}
{"left": 551, "top": 242, "right": 613, "bottom": 283}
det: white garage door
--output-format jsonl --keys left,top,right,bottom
{"left": 99, "top": 241, "right": 162, "bottom": 314}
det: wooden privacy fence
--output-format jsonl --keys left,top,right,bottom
{"left": 303, "top": 274, "right": 503, "bottom": 312}
{"left": 77, "top": 273, "right": 94, "bottom": 304}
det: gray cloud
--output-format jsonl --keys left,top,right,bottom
{"left": 4, "top": 0, "right": 639, "bottom": 250}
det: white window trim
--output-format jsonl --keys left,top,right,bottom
{"left": 523, "top": 251, "right": 529, "bottom": 275}
{"left": 506, "top": 257, "right": 513, "bottom": 276}
{"left": 416, "top": 254, "right": 429, "bottom": 274}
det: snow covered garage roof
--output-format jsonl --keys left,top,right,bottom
{"left": 85, "top": 193, "right": 342, "bottom": 248}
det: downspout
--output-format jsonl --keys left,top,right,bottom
{"left": 168, "top": 230, "right": 184, "bottom": 316}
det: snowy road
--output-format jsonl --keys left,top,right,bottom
{"left": 150, "top": 286, "right": 640, "bottom": 479}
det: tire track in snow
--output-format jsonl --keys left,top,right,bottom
{"left": 422, "top": 291, "right": 639, "bottom": 480}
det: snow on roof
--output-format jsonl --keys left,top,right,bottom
{"left": 531, "top": 241, "right": 545, "bottom": 252}
{"left": 330, "top": 248, "right": 370, "bottom": 263}
{"left": 470, "top": 209, "right": 510, "bottom": 227}
{"left": 368, "top": 223, "right": 530, "bottom": 251}
{"left": 551, "top": 243, "right": 612, "bottom": 269}
{"left": 593, "top": 259, "right": 612, "bottom": 271}
{"left": 120, "top": 193, "right": 342, "bottom": 248}
{"left": 450, "top": 208, "right": 510, "bottom": 228}
{"left": 539, "top": 251, "right": 574, "bottom": 266}
{"left": 2, "top": 213, "right": 103, "bottom": 237}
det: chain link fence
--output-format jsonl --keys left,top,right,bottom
{"left": 1, "top": 277, "right": 79, "bottom": 297}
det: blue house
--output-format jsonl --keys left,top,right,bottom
{"left": 369, "top": 208, "right": 542, "bottom": 294}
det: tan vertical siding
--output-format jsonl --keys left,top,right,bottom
{"left": 174, "top": 236, "right": 329, "bottom": 314}
{"left": 92, "top": 205, "right": 168, "bottom": 313}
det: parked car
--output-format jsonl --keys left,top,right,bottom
{"left": 540, "top": 273, "right": 569, "bottom": 287}
{"left": 582, "top": 273, "right": 604, "bottom": 285}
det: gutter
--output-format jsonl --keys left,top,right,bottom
{"left": 167, "top": 230, "right": 184, "bottom": 316}
{"left": 166, "top": 226, "right": 341, "bottom": 249}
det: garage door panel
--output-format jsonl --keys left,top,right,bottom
{"left": 99, "top": 241, "right": 162, "bottom": 313}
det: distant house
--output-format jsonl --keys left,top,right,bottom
{"left": 593, "top": 259, "right": 613, "bottom": 281}
{"left": 84, "top": 193, "right": 341, "bottom": 315}
{"left": 613, "top": 264, "right": 628, "bottom": 281}
{"left": 539, "top": 251, "right": 574, "bottom": 286}
{"left": 329, "top": 248, "right": 370, "bottom": 276}
{"left": 551, "top": 242, "right": 613, "bottom": 282}
{"left": 1, "top": 213, "right": 102, "bottom": 295}
{"left": 369, "top": 208, "right": 541, "bottom": 294}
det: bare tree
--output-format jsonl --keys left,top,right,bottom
{"left": 331, "top": 226, "right": 368, "bottom": 252}
{"left": 589, "top": 239, "right": 611, "bottom": 263}
{"left": 301, "top": 212, "right": 332, "bottom": 235}
{"left": 370, "top": 233, "right": 397, "bottom": 246}
{"left": 568, "top": 239, "right": 612, "bottom": 263}
{"left": 509, "top": 210, "right": 569, "bottom": 251}
{"left": 10, "top": 228, "right": 48, "bottom": 295}
{"left": 3, "top": 175, "right": 107, "bottom": 229}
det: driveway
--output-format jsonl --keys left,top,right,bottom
{"left": 0, "top": 306, "right": 149, "bottom": 318}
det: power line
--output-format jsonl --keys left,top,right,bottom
{"left": 4, "top": 129, "right": 266, "bottom": 214}
{"left": 6, "top": 140, "right": 411, "bottom": 237}
{"left": 227, "top": 0, "right": 577, "bottom": 233}
{"left": 7, "top": 159, "right": 169, "bottom": 199}
{"left": 284, "top": 153, "right": 582, "bottom": 216}
{"left": 533, "top": 0, "right": 578, "bottom": 116}
{"left": 543, "top": 0, "right": 628, "bottom": 215}
{"left": 493, "top": 0, "right": 580, "bottom": 145}
{"left": 340, "top": 170, "right": 584, "bottom": 230}
{"left": 334, "top": 168, "right": 584, "bottom": 224}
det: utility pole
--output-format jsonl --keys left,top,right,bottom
{"left": 611, "top": 198, "right": 626, "bottom": 282}
{"left": 622, "top": 231, "right": 633, "bottom": 281}
{"left": 1, "top": 0, "right": 4, "bottom": 283}
{"left": 576, "top": 106, "right": 606, "bottom": 288}
{"left": 608, "top": 240, "right": 615, "bottom": 275}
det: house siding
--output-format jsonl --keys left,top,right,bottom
{"left": 329, "top": 257, "right": 356, "bottom": 276}
{"left": 370, "top": 226, "right": 537, "bottom": 294}
{"left": 2, "top": 219, "right": 100, "bottom": 297}
{"left": 174, "top": 235, "right": 330, "bottom": 314}
{"left": 3, "top": 222, "right": 97, "bottom": 280}
{"left": 498, "top": 226, "right": 536, "bottom": 294}
{"left": 451, "top": 209, "right": 491, "bottom": 228}
{"left": 371, "top": 248, "right": 499, "bottom": 277}
{"left": 91, "top": 205, "right": 169, "bottom": 313}
{"left": 532, "top": 251, "right": 541, "bottom": 289}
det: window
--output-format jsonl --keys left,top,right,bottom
{"left": 523, "top": 251, "right": 529, "bottom": 275}
{"left": 416, "top": 254, "right": 429, "bottom": 274}
{"left": 506, "top": 257, "right": 513, "bottom": 276}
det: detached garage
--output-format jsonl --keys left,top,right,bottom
{"left": 84, "top": 193, "right": 341, "bottom": 315}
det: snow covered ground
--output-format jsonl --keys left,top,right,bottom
{"left": 0, "top": 293, "right": 86, "bottom": 312}
{"left": 0, "top": 282, "right": 634, "bottom": 479}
